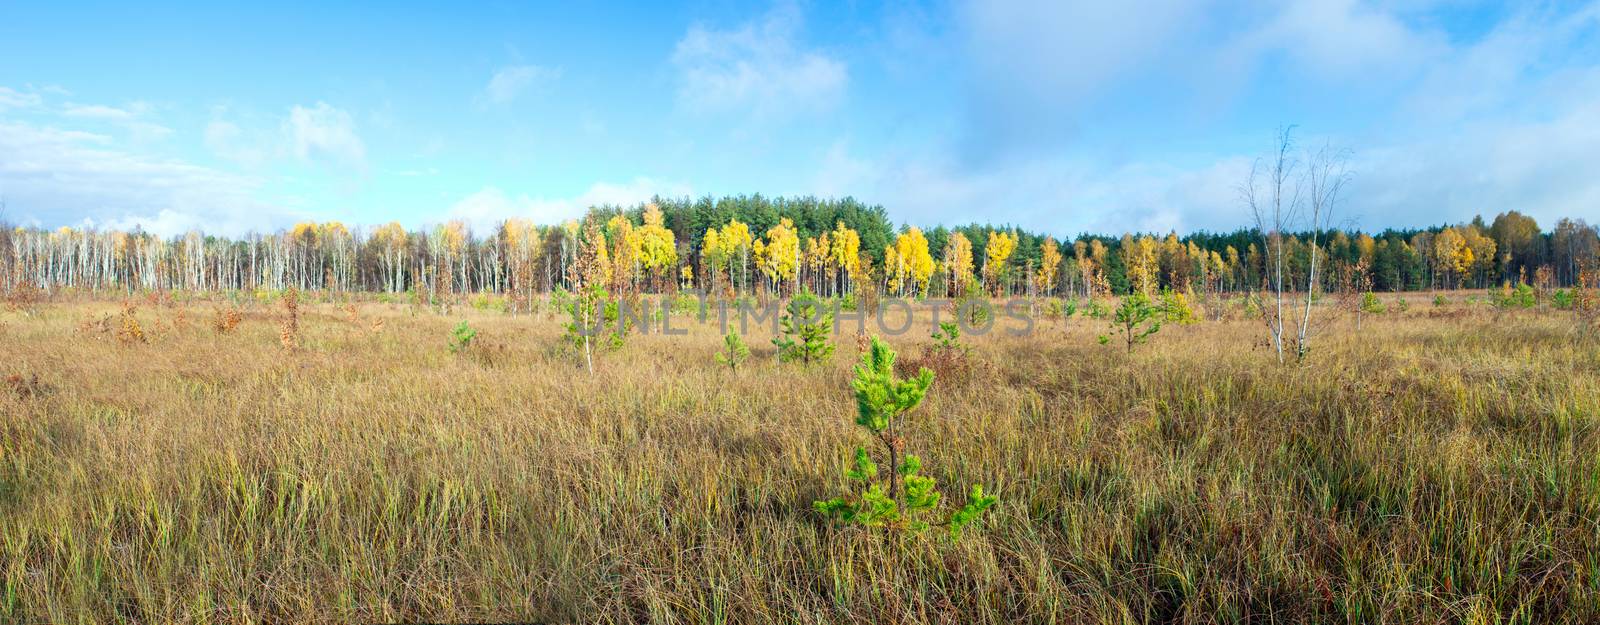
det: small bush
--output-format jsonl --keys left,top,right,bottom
{"left": 279, "top": 289, "right": 300, "bottom": 350}
{"left": 469, "top": 293, "right": 510, "bottom": 313}
{"left": 1159, "top": 289, "right": 1197, "bottom": 325}
{"left": 1360, "top": 292, "right": 1385, "bottom": 315}
{"left": 211, "top": 307, "right": 242, "bottom": 334}
{"left": 116, "top": 301, "right": 147, "bottom": 345}
{"left": 448, "top": 320, "right": 478, "bottom": 354}
{"left": 1495, "top": 282, "right": 1536, "bottom": 309}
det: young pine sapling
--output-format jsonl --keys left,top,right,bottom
{"left": 773, "top": 288, "right": 834, "bottom": 364}
{"left": 715, "top": 331, "right": 750, "bottom": 370}
{"left": 814, "top": 337, "right": 998, "bottom": 540}
{"left": 1099, "top": 292, "right": 1162, "bottom": 353}
{"left": 448, "top": 320, "right": 477, "bottom": 354}
{"left": 930, "top": 320, "right": 967, "bottom": 355}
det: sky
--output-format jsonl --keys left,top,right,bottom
{"left": 1, "top": 0, "right": 1598, "bottom": 239}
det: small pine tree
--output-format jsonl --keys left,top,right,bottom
{"left": 1356, "top": 292, "right": 1385, "bottom": 330}
{"left": 1099, "top": 293, "right": 1161, "bottom": 353}
{"left": 773, "top": 288, "right": 834, "bottom": 364}
{"left": 1495, "top": 282, "right": 1536, "bottom": 309}
{"left": 715, "top": 331, "right": 750, "bottom": 369}
{"left": 814, "top": 337, "right": 997, "bottom": 539}
{"left": 448, "top": 320, "right": 477, "bottom": 354}
{"left": 951, "top": 276, "right": 990, "bottom": 327}
{"left": 930, "top": 321, "right": 966, "bottom": 354}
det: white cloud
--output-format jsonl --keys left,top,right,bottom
{"left": 1249, "top": 0, "right": 1447, "bottom": 79}
{"left": 0, "top": 86, "right": 43, "bottom": 111}
{"left": 204, "top": 118, "right": 259, "bottom": 166}
{"left": 0, "top": 119, "right": 295, "bottom": 236}
{"left": 61, "top": 103, "right": 139, "bottom": 120}
{"left": 284, "top": 102, "right": 366, "bottom": 171}
{"left": 672, "top": 2, "right": 847, "bottom": 118}
{"left": 446, "top": 178, "right": 692, "bottom": 233}
{"left": 481, "top": 64, "right": 560, "bottom": 106}
{"left": 54, "top": 100, "right": 172, "bottom": 143}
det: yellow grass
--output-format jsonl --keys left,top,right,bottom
{"left": 2, "top": 295, "right": 1598, "bottom": 623}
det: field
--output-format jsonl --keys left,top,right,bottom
{"left": 2, "top": 294, "right": 1599, "bottom": 624}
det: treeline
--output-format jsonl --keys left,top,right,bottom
{"left": 3, "top": 194, "right": 1598, "bottom": 303}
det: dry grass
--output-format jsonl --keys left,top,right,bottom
{"left": 2, "top": 295, "right": 1598, "bottom": 623}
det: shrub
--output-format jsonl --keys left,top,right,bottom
{"left": 1433, "top": 294, "right": 1448, "bottom": 307}
{"left": 1394, "top": 297, "right": 1409, "bottom": 313}
{"left": 116, "top": 300, "right": 146, "bottom": 345}
{"left": 1495, "top": 282, "right": 1536, "bottom": 309}
{"left": 469, "top": 293, "right": 509, "bottom": 313}
{"left": 1360, "top": 292, "right": 1385, "bottom": 315}
{"left": 4, "top": 373, "right": 50, "bottom": 400}
{"left": 914, "top": 321, "right": 974, "bottom": 382}
{"left": 814, "top": 337, "right": 997, "bottom": 540}
{"left": 931, "top": 321, "right": 966, "bottom": 354}
{"left": 448, "top": 320, "right": 478, "bottom": 354}
{"left": 1159, "top": 289, "right": 1197, "bottom": 325}
{"left": 773, "top": 288, "right": 834, "bottom": 365}
{"left": 211, "top": 307, "right": 242, "bottom": 334}
{"left": 1036, "top": 297, "right": 1075, "bottom": 318}
{"left": 1099, "top": 293, "right": 1161, "bottom": 353}
{"left": 715, "top": 332, "right": 750, "bottom": 370}
{"left": 3, "top": 281, "right": 44, "bottom": 316}
{"left": 950, "top": 276, "right": 989, "bottom": 326}
{"left": 1552, "top": 289, "right": 1574, "bottom": 310}
{"left": 279, "top": 288, "right": 301, "bottom": 350}
{"left": 563, "top": 284, "right": 627, "bottom": 354}
{"left": 1086, "top": 299, "right": 1112, "bottom": 320}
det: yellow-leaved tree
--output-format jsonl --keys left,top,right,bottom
{"left": 829, "top": 221, "right": 862, "bottom": 296}
{"left": 604, "top": 215, "right": 642, "bottom": 294}
{"left": 636, "top": 204, "right": 678, "bottom": 289}
{"left": 760, "top": 218, "right": 801, "bottom": 293}
{"left": 943, "top": 232, "right": 975, "bottom": 297}
{"left": 1433, "top": 228, "right": 1471, "bottom": 289}
{"left": 1123, "top": 234, "right": 1160, "bottom": 296}
{"left": 982, "top": 231, "right": 1018, "bottom": 295}
{"left": 720, "top": 220, "right": 754, "bottom": 293}
{"left": 888, "top": 227, "right": 935, "bottom": 296}
{"left": 1036, "top": 237, "right": 1062, "bottom": 296}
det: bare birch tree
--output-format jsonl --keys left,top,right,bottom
{"left": 1242, "top": 127, "right": 1301, "bottom": 363}
{"left": 1241, "top": 127, "right": 1350, "bottom": 363}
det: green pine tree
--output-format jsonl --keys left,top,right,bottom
{"left": 715, "top": 331, "right": 750, "bottom": 369}
{"left": 773, "top": 288, "right": 835, "bottom": 364}
{"left": 814, "top": 337, "right": 998, "bottom": 540}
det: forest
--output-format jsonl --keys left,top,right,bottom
{"left": 5, "top": 196, "right": 1598, "bottom": 305}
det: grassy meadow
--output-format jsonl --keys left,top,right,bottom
{"left": 2, "top": 292, "right": 1599, "bottom": 623}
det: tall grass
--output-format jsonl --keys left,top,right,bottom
{"left": 1, "top": 298, "right": 1597, "bottom": 623}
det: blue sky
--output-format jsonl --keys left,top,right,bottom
{"left": 1, "top": 0, "right": 1597, "bottom": 237}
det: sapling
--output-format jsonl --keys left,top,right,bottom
{"left": 562, "top": 283, "right": 627, "bottom": 358}
{"left": 930, "top": 321, "right": 966, "bottom": 354}
{"left": 814, "top": 337, "right": 998, "bottom": 539}
{"left": 1159, "top": 288, "right": 1197, "bottom": 325}
{"left": 1358, "top": 292, "right": 1384, "bottom": 329}
{"left": 773, "top": 288, "right": 834, "bottom": 364}
{"left": 447, "top": 320, "right": 477, "bottom": 354}
{"left": 1098, "top": 292, "right": 1161, "bottom": 353}
{"left": 715, "top": 331, "right": 750, "bottom": 369}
